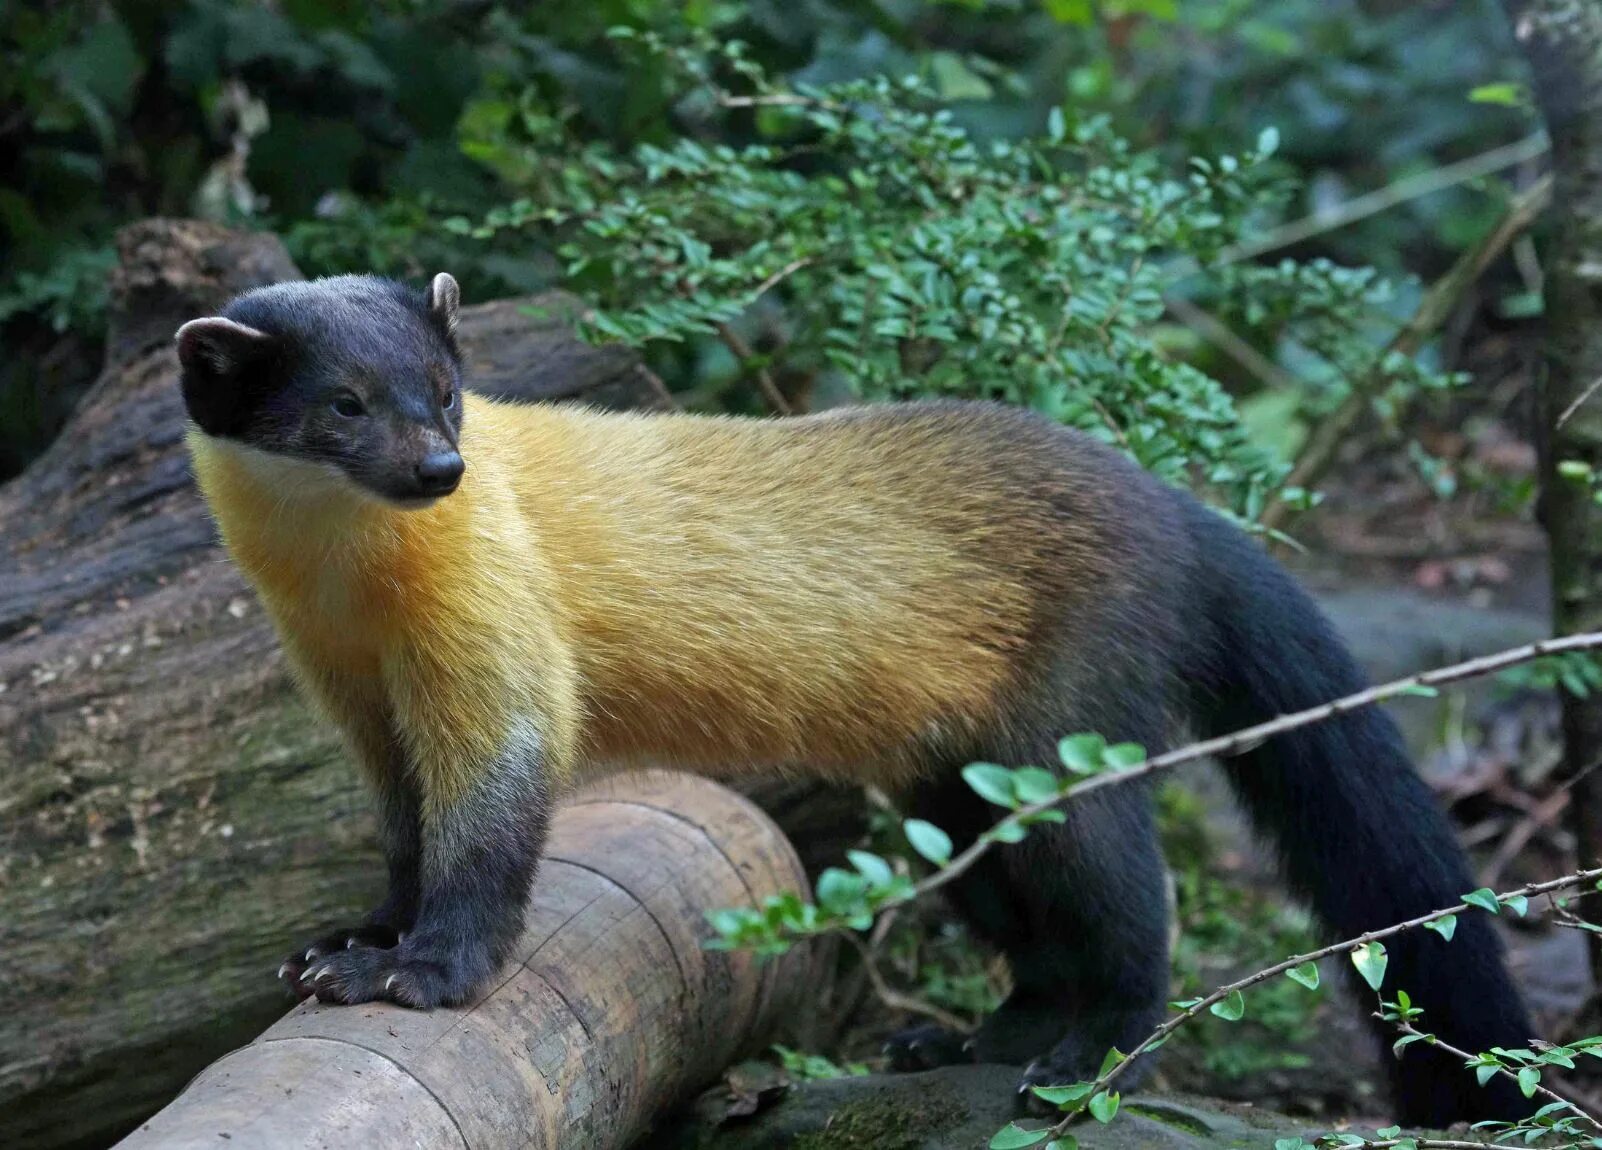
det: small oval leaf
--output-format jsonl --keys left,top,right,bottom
{"left": 1209, "top": 989, "right": 1246, "bottom": 1021}
{"left": 1286, "top": 962, "right": 1320, "bottom": 990}
{"left": 1352, "top": 941, "right": 1388, "bottom": 991}
{"left": 903, "top": 819, "right": 953, "bottom": 866}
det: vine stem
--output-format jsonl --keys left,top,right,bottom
{"left": 1386, "top": 1018, "right": 1593, "bottom": 1125}
{"left": 913, "top": 631, "right": 1602, "bottom": 902}
{"left": 1041, "top": 865, "right": 1602, "bottom": 1138}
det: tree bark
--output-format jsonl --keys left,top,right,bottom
{"left": 114, "top": 772, "right": 814, "bottom": 1150}
{"left": 0, "top": 220, "right": 669, "bottom": 1150}
{"left": 1502, "top": 0, "right": 1602, "bottom": 979}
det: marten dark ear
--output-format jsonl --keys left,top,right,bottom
{"left": 175, "top": 317, "right": 278, "bottom": 436}
{"left": 426, "top": 272, "right": 461, "bottom": 343}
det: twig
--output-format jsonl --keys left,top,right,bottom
{"left": 1556, "top": 372, "right": 1602, "bottom": 429}
{"left": 917, "top": 630, "right": 1602, "bottom": 900}
{"left": 1260, "top": 174, "right": 1553, "bottom": 531}
{"left": 1326, "top": 1140, "right": 1526, "bottom": 1149}
{"left": 632, "top": 363, "right": 681, "bottom": 411}
{"left": 752, "top": 258, "right": 814, "bottom": 300}
{"left": 1482, "top": 788, "right": 1568, "bottom": 888}
{"left": 718, "top": 92, "right": 848, "bottom": 113}
{"left": 1165, "top": 295, "right": 1301, "bottom": 391}
{"left": 1043, "top": 866, "right": 1602, "bottom": 1137}
{"left": 715, "top": 321, "right": 794, "bottom": 415}
{"left": 842, "top": 933, "right": 972, "bottom": 1032}
{"left": 1387, "top": 1018, "right": 1592, "bottom": 1122}
{"left": 1163, "top": 132, "right": 1550, "bottom": 280}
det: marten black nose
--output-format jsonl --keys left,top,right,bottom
{"left": 415, "top": 451, "right": 464, "bottom": 495}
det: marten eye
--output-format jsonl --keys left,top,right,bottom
{"left": 331, "top": 392, "right": 365, "bottom": 418}
{"left": 442, "top": 388, "right": 457, "bottom": 412}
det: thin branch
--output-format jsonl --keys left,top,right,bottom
{"left": 632, "top": 363, "right": 681, "bottom": 411}
{"left": 717, "top": 92, "right": 848, "bottom": 113}
{"left": 1556, "top": 372, "right": 1602, "bottom": 429}
{"left": 1165, "top": 295, "right": 1301, "bottom": 391}
{"left": 1163, "top": 132, "right": 1550, "bottom": 280}
{"left": 1387, "top": 1018, "right": 1592, "bottom": 1123}
{"left": 1043, "top": 867, "right": 1602, "bottom": 1137}
{"left": 842, "top": 933, "right": 972, "bottom": 1033}
{"left": 1260, "top": 174, "right": 1553, "bottom": 531}
{"left": 752, "top": 258, "right": 814, "bottom": 300}
{"left": 917, "top": 630, "right": 1602, "bottom": 900}
{"left": 715, "top": 321, "right": 794, "bottom": 415}
{"left": 1327, "top": 1140, "right": 1531, "bottom": 1150}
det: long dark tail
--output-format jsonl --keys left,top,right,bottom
{"left": 1181, "top": 499, "right": 1536, "bottom": 1127}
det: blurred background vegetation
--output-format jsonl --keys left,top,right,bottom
{"left": 1, "top": 0, "right": 1537, "bottom": 480}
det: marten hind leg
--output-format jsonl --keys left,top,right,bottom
{"left": 888, "top": 753, "right": 1171, "bottom": 1104}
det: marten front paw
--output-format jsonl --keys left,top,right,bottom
{"left": 294, "top": 937, "right": 494, "bottom": 1008}
{"left": 277, "top": 923, "right": 402, "bottom": 1000}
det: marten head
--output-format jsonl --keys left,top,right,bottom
{"left": 176, "top": 273, "right": 466, "bottom": 508}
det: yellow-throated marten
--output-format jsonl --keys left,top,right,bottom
{"left": 176, "top": 272, "right": 1534, "bottom": 1127}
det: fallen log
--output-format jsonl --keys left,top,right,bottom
{"left": 113, "top": 771, "right": 812, "bottom": 1150}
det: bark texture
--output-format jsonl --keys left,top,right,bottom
{"left": 114, "top": 772, "right": 814, "bottom": 1150}
{"left": 0, "top": 220, "right": 670, "bottom": 1149}
{"left": 1503, "top": 0, "right": 1602, "bottom": 973}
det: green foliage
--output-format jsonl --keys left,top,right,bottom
{"left": 1498, "top": 649, "right": 1602, "bottom": 699}
{"left": 771, "top": 1044, "right": 869, "bottom": 1079}
{"left": 458, "top": 32, "right": 1438, "bottom": 521}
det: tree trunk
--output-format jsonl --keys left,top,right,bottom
{"left": 114, "top": 772, "right": 814, "bottom": 1150}
{"left": 0, "top": 220, "right": 670, "bottom": 1150}
{"left": 1503, "top": 0, "right": 1602, "bottom": 979}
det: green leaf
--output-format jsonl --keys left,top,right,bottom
{"left": 1286, "top": 962, "right": 1320, "bottom": 990}
{"left": 1425, "top": 914, "right": 1457, "bottom": 942}
{"left": 1462, "top": 888, "right": 1501, "bottom": 914}
{"left": 904, "top": 819, "right": 953, "bottom": 866}
{"left": 1502, "top": 895, "right": 1529, "bottom": 917}
{"left": 1273, "top": 1140, "right": 1309, "bottom": 1150}
{"left": 1057, "top": 734, "right": 1107, "bottom": 775}
{"left": 1517, "top": 1066, "right": 1540, "bottom": 1098}
{"left": 1087, "top": 1091, "right": 1119, "bottom": 1123}
{"left": 1351, "top": 942, "right": 1388, "bottom": 991}
{"left": 1377, "top": 1126, "right": 1401, "bottom": 1138}
{"left": 847, "top": 850, "right": 893, "bottom": 888}
{"left": 1031, "top": 1083, "right": 1093, "bottom": 1107}
{"left": 1209, "top": 990, "right": 1246, "bottom": 1021}
{"left": 1046, "top": 1139, "right": 1078, "bottom": 1150}
{"left": 1043, "top": 0, "right": 1093, "bottom": 24}
{"left": 1012, "top": 766, "right": 1062, "bottom": 804}
{"left": 1469, "top": 82, "right": 1526, "bottom": 107}
{"left": 1476, "top": 1063, "right": 1499, "bottom": 1086}
{"left": 1393, "top": 1033, "right": 1430, "bottom": 1056}
{"left": 964, "top": 763, "right": 1019, "bottom": 808}
{"left": 1097, "top": 1048, "right": 1125, "bottom": 1077}
{"left": 1102, "top": 743, "right": 1146, "bottom": 771}
{"left": 989, "top": 1123, "right": 1051, "bottom": 1148}
{"left": 986, "top": 819, "right": 1029, "bottom": 844}
{"left": 815, "top": 868, "right": 864, "bottom": 915}
{"left": 1047, "top": 106, "right": 1066, "bottom": 144}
